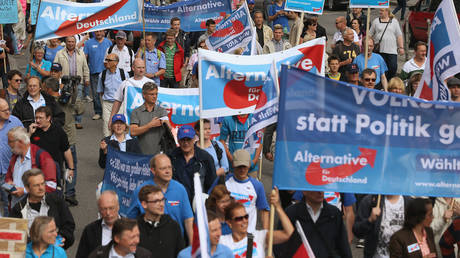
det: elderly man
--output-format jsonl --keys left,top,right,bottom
{"left": 331, "top": 16, "right": 359, "bottom": 49}
{"left": 0, "top": 98, "right": 22, "bottom": 216}
{"left": 5, "top": 126, "right": 56, "bottom": 206}
{"left": 332, "top": 28, "right": 361, "bottom": 74}
{"left": 353, "top": 38, "right": 388, "bottom": 90}
{"left": 76, "top": 190, "right": 120, "bottom": 258}
{"left": 10, "top": 168, "right": 75, "bottom": 249}
{"left": 105, "top": 31, "right": 135, "bottom": 74}
{"left": 88, "top": 218, "right": 152, "bottom": 258}
{"left": 97, "top": 53, "right": 129, "bottom": 137}
{"left": 254, "top": 10, "right": 273, "bottom": 49}
{"left": 127, "top": 153, "right": 193, "bottom": 242}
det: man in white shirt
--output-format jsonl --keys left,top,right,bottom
{"left": 400, "top": 41, "right": 427, "bottom": 81}
{"left": 105, "top": 31, "right": 135, "bottom": 75}
{"left": 331, "top": 16, "right": 359, "bottom": 49}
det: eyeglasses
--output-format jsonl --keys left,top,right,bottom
{"left": 145, "top": 197, "right": 165, "bottom": 204}
{"left": 105, "top": 59, "right": 116, "bottom": 62}
{"left": 232, "top": 214, "right": 249, "bottom": 222}
{"left": 14, "top": 79, "right": 22, "bottom": 82}
{"left": 364, "top": 78, "right": 376, "bottom": 82}
{"left": 311, "top": 23, "right": 317, "bottom": 26}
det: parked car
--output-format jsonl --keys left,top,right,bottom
{"left": 406, "top": 0, "right": 460, "bottom": 46}
{"left": 325, "top": 0, "right": 348, "bottom": 10}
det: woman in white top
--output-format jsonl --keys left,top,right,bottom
{"left": 369, "top": 8, "right": 404, "bottom": 80}
{"left": 219, "top": 187, "right": 294, "bottom": 258}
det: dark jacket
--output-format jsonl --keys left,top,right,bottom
{"left": 137, "top": 214, "right": 185, "bottom": 258}
{"left": 88, "top": 241, "right": 152, "bottom": 258}
{"left": 389, "top": 227, "right": 437, "bottom": 258}
{"left": 98, "top": 136, "right": 142, "bottom": 168}
{"left": 275, "top": 200, "right": 352, "bottom": 258}
{"left": 169, "top": 145, "right": 217, "bottom": 202}
{"left": 75, "top": 219, "right": 103, "bottom": 258}
{"left": 10, "top": 192, "right": 75, "bottom": 250}
{"left": 12, "top": 91, "right": 65, "bottom": 129}
{"left": 353, "top": 195, "right": 413, "bottom": 258}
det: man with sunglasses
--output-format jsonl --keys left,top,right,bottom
{"left": 361, "top": 69, "right": 378, "bottom": 89}
{"left": 1, "top": 70, "right": 22, "bottom": 111}
{"left": 353, "top": 38, "right": 388, "bottom": 91}
{"left": 137, "top": 184, "right": 184, "bottom": 257}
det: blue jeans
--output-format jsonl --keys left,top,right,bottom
{"left": 0, "top": 174, "right": 8, "bottom": 216}
{"left": 90, "top": 73, "right": 102, "bottom": 115}
{"left": 65, "top": 145, "right": 77, "bottom": 197}
{"left": 75, "top": 84, "right": 83, "bottom": 124}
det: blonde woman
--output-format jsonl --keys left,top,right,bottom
{"left": 388, "top": 77, "right": 406, "bottom": 94}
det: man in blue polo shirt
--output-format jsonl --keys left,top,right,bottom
{"left": 136, "top": 32, "right": 166, "bottom": 86}
{"left": 268, "top": 0, "right": 295, "bottom": 34}
{"left": 84, "top": 30, "right": 112, "bottom": 121}
{"left": 353, "top": 38, "right": 388, "bottom": 90}
{"left": 126, "top": 153, "right": 194, "bottom": 242}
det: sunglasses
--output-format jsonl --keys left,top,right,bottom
{"left": 105, "top": 59, "right": 116, "bottom": 62}
{"left": 364, "top": 78, "right": 376, "bottom": 82}
{"left": 232, "top": 214, "right": 249, "bottom": 222}
{"left": 14, "top": 79, "right": 22, "bottom": 82}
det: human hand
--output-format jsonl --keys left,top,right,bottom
{"left": 100, "top": 140, "right": 108, "bottom": 153}
{"left": 216, "top": 167, "right": 226, "bottom": 176}
{"left": 270, "top": 187, "right": 281, "bottom": 208}
{"left": 398, "top": 48, "right": 404, "bottom": 55}
{"left": 149, "top": 117, "right": 162, "bottom": 128}
{"left": 264, "top": 152, "right": 274, "bottom": 161}
{"left": 11, "top": 187, "right": 25, "bottom": 197}
{"left": 369, "top": 207, "right": 381, "bottom": 222}
{"left": 29, "top": 123, "right": 38, "bottom": 134}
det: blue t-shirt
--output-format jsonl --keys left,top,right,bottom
{"left": 126, "top": 179, "right": 193, "bottom": 234}
{"left": 137, "top": 48, "right": 166, "bottom": 85}
{"left": 353, "top": 53, "right": 388, "bottom": 85}
{"left": 26, "top": 243, "right": 67, "bottom": 258}
{"left": 177, "top": 243, "right": 233, "bottom": 258}
{"left": 268, "top": 2, "right": 289, "bottom": 32}
{"left": 84, "top": 38, "right": 113, "bottom": 74}
{"left": 44, "top": 45, "right": 63, "bottom": 63}
{"left": 26, "top": 60, "right": 52, "bottom": 79}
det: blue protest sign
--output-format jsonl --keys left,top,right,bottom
{"left": 349, "top": 0, "right": 389, "bottom": 8}
{"left": 285, "top": 0, "right": 326, "bottom": 15}
{"left": 274, "top": 65, "right": 460, "bottom": 197}
{"left": 0, "top": 0, "right": 18, "bottom": 24}
{"left": 35, "top": 0, "right": 142, "bottom": 41}
{"left": 30, "top": 0, "right": 40, "bottom": 25}
{"left": 120, "top": 0, "right": 232, "bottom": 32}
{"left": 101, "top": 147, "right": 153, "bottom": 217}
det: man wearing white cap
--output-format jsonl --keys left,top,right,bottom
{"left": 105, "top": 31, "right": 135, "bottom": 75}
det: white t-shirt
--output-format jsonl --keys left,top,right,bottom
{"left": 105, "top": 45, "right": 134, "bottom": 72}
{"left": 114, "top": 77, "right": 153, "bottom": 102}
{"left": 374, "top": 196, "right": 405, "bottom": 258}
{"left": 219, "top": 230, "right": 267, "bottom": 258}
{"left": 332, "top": 29, "right": 359, "bottom": 44}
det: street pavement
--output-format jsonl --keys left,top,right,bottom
{"left": 7, "top": 4, "right": 419, "bottom": 256}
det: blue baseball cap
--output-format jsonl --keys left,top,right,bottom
{"left": 177, "top": 125, "right": 196, "bottom": 140}
{"left": 111, "top": 114, "right": 126, "bottom": 124}
{"left": 247, "top": 0, "right": 255, "bottom": 4}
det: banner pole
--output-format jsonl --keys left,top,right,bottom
{"left": 267, "top": 189, "right": 276, "bottom": 257}
{"left": 376, "top": 194, "right": 381, "bottom": 208}
{"left": 258, "top": 138, "right": 263, "bottom": 180}
{"left": 0, "top": 25, "right": 6, "bottom": 73}
{"left": 199, "top": 119, "right": 204, "bottom": 150}
{"left": 364, "top": 7, "right": 370, "bottom": 68}
{"left": 142, "top": 1, "right": 146, "bottom": 64}
{"left": 295, "top": 12, "right": 305, "bottom": 46}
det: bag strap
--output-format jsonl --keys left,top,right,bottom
{"left": 119, "top": 68, "right": 126, "bottom": 81}
{"left": 246, "top": 233, "right": 254, "bottom": 258}
{"left": 377, "top": 18, "right": 392, "bottom": 45}
{"left": 101, "top": 69, "right": 107, "bottom": 93}
{"left": 211, "top": 140, "right": 222, "bottom": 167}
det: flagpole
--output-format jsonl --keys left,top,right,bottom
{"left": 267, "top": 189, "right": 276, "bottom": 257}
{"left": 142, "top": 0, "right": 146, "bottom": 64}
{"left": 364, "top": 7, "right": 370, "bottom": 68}
{"left": 0, "top": 25, "right": 6, "bottom": 73}
{"left": 295, "top": 12, "right": 304, "bottom": 46}
{"left": 199, "top": 119, "right": 204, "bottom": 150}
{"left": 257, "top": 138, "right": 263, "bottom": 180}
{"left": 376, "top": 194, "right": 381, "bottom": 208}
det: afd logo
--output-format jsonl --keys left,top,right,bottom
{"left": 435, "top": 51, "right": 456, "bottom": 100}
{"left": 431, "top": 9, "right": 451, "bottom": 51}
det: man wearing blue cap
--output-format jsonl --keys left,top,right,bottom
{"left": 168, "top": 124, "right": 217, "bottom": 202}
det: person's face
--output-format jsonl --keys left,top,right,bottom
{"left": 34, "top": 50, "right": 44, "bottom": 61}
{"left": 27, "top": 78, "right": 41, "bottom": 97}
{"left": 233, "top": 165, "right": 249, "bottom": 180}
{"left": 208, "top": 219, "right": 222, "bottom": 246}
{"left": 203, "top": 122, "right": 211, "bottom": 140}
{"left": 116, "top": 37, "right": 126, "bottom": 48}
{"left": 352, "top": 8, "right": 362, "bottom": 15}
{"left": 7, "top": 134, "right": 19, "bottom": 154}
{"left": 254, "top": 13, "right": 263, "bottom": 26}
{"left": 248, "top": 3, "right": 255, "bottom": 11}
{"left": 0, "top": 102, "right": 9, "bottom": 121}
{"left": 411, "top": 80, "right": 420, "bottom": 95}
{"left": 115, "top": 226, "right": 140, "bottom": 254}
{"left": 41, "top": 220, "right": 58, "bottom": 246}
{"left": 153, "top": 156, "right": 173, "bottom": 182}
{"left": 49, "top": 38, "right": 60, "bottom": 46}
{"left": 95, "top": 30, "right": 105, "bottom": 40}
{"left": 389, "top": 85, "right": 404, "bottom": 94}
{"left": 274, "top": 29, "right": 283, "bottom": 41}
{"left": 335, "top": 18, "right": 345, "bottom": 30}
{"left": 166, "top": 35, "right": 175, "bottom": 46}
{"left": 328, "top": 60, "right": 339, "bottom": 73}
{"left": 35, "top": 112, "right": 51, "bottom": 129}
{"left": 449, "top": 84, "right": 460, "bottom": 99}
{"left": 65, "top": 37, "right": 76, "bottom": 51}
{"left": 50, "top": 70, "right": 61, "bottom": 79}
{"left": 415, "top": 45, "right": 427, "bottom": 59}
{"left": 142, "top": 192, "right": 165, "bottom": 216}
{"left": 112, "top": 120, "right": 126, "bottom": 135}
{"left": 228, "top": 207, "right": 248, "bottom": 234}
{"left": 179, "top": 137, "right": 194, "bottom": 153}
{"left": 308, "top": 22, "right": 317, "bottom": 31}
{"left": 98, "top": 194, "right": 120, "bottom": 226}
{"left": 132, "top": 61, "right": 145, "bottom": 77}
{"left": 362, "top": 73, "right": 376, "bottom": 89}
{"left": 199, "top": 41, "right": 207, "bottom": 49}
{"left": 379, "top": 9, "right": 389, "bottom": 18}
{"left": 8, "top": 74, "right": 22, "bottom": 91}
{"left": 105, "top": 54, "right": 119, "bottom": 70}
{"left": 216, "top": 194, "right": 231, "bottom": 214}
{"left": 367, "top": 40, "right": 374, "bottom": 53}
{"left": 347, "top": 72, "right": 359, "bottom": 85}
{"left": 142, "top": 89, "right": 158, "bottom": 105}
{"left": 207, "top": 24, "right": 216, "bottom": 33}
{"left": 423, "top": 203, "right": 434, "bottom": 227}
{"left": 145, "top": 35, "right": 156, "bottom": 50}
{"left": 171, "top": 20, "right": 181, "bottom": 32}
{"left": 344, "top": 30, "right": 354, "bottom": 42}
{"left": 351, "top": 20, "right": 360, "bottom": 30}
{"left": 303, "top": 191, "right": 324, "bottom": 205}
{"left": 25, "top": 174, "right": 46, "bottom": 200}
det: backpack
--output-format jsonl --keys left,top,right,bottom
{"left": 107, "top": 45, "right": 134, "bottom": 68}
{"left": 101, "top": 68, "right": 126, "bottom": 93}
{"left": 211, "top": 140, "right": 223, "bottom": 167}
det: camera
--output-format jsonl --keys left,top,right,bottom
{"left": 59, "top": 75, "right": 81, "bottom": 105}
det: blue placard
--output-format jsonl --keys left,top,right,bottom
{"left": 30, "top": 0, "right": 39, "bottom": 25}
{"left": 285, "top": 0, "right": 326, "bottom": 15}
{"left": 273, "top": 65, "right": 460, "bottom": 197}
{"left": 0, "top": 0, "right": 18, "bottom": 24}
{"left": 101, "top": 147, "right": 153, "bottom": 217}
{"left": 349, "top": 0, "right": 389, "bottom": 8}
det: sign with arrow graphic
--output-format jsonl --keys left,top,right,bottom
{"left": 274, "top": 65, "right": 460, "bottom": 197}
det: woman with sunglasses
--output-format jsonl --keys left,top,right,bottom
{"left": 219, "top": 187, "right": 294, "bottom": 258}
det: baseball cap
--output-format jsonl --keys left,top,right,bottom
{"left": 447, "top": 77, "right": 460, "bottom": 88}
{"left": 233, "top": 149, "right": 251, "bottom": 167}
{"left": 178, "top": 125, "right": 196, "bottom": 140}
{"left": 346, "top": 63, "right": 359, "bottom": 73}
{"left": 247, "top": 0, "right": 255, "bottom": 4}
{"left": 111, "top": 114, "right": 126, "bottom": 124}
{"left": 51, "top": 63, "right": 62, "bottom": 71}
{"left": 115, "top": 31, "right": 127, "bottom": 39}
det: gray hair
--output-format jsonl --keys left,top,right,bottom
{"left": 98, "top": 190, "right": 119, "bottom": 204}
{"left": 8, "top": 127, "right": 30, "bottom": 145}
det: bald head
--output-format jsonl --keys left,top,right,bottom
{"left": 98, "top": 191, "right": 120, "bottom": 226}
{"left": 0, "top": 98, "right": 9, "bottom": 122}
{"left": 132, "top": 58, "right": 146, "bottom": 79}
{"left": 335, "top": 16, "right": 346, "bottom": 30}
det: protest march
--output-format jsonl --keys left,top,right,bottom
{"left": 1, "top": 0, "right": 460, "bottom": 256}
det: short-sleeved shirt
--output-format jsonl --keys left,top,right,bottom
{"left": 0, "top": 115, "right": 23, "bottom": 174}
{"left": 84, "top": 38, "right": 113, "bottom": 74}
{"left": 268, "top": 2, "right": 289, "bottom": 32}
{"left": 127, "top": 179, "right": 193, "bottom": 234}
{"left": 106, "top": 45, "right": 134, "bottom": 73}
{"left": 137, "top": 48, "right": 166, "bottom": 85}
{"left": 332, "top": 42, "right": 361, "bottom": 73}
{"left": 44, "top": 45, "right": 63, "bottom": 63}
{"left": 219, "top": 229, "right": 267, "bottom": 258}
{"left": 369, "top": 18, "right": 402, "bottom": 55}
{"left": 96, "top": 68, "right": 129, "bottom": 102}
{"left": 130, "top": 104, "right": 168, "bottom": 155}
{"left": 113, "top": 77, "right": 153, "bottom": 103}
{"left": 31, "top": 123, "right": 70, "bottom": 166}
{"left": 225, "top": 174, "right": 269, "bottom": 233}
{"left": 353, "top": 53, "right": 388, "bottom": 85}
{"left": 204, "top": 140, "right": 229, "bottom": 173}
{"left": 26, "top": 60, "right": 52, "bottom": 79}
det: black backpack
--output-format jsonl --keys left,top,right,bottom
{"left": 100, "top": 68, "right": 127, "bottom": 93}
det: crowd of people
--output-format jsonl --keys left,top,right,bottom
{"left": 1, "top": 0, "right": 460, "bottom": 257}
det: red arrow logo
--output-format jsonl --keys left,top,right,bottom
{"left": 305, "top": 148, "right": 377, "bottom": 186}
{"left": 211, "top": 20, "right": 245, "bottom": 38}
